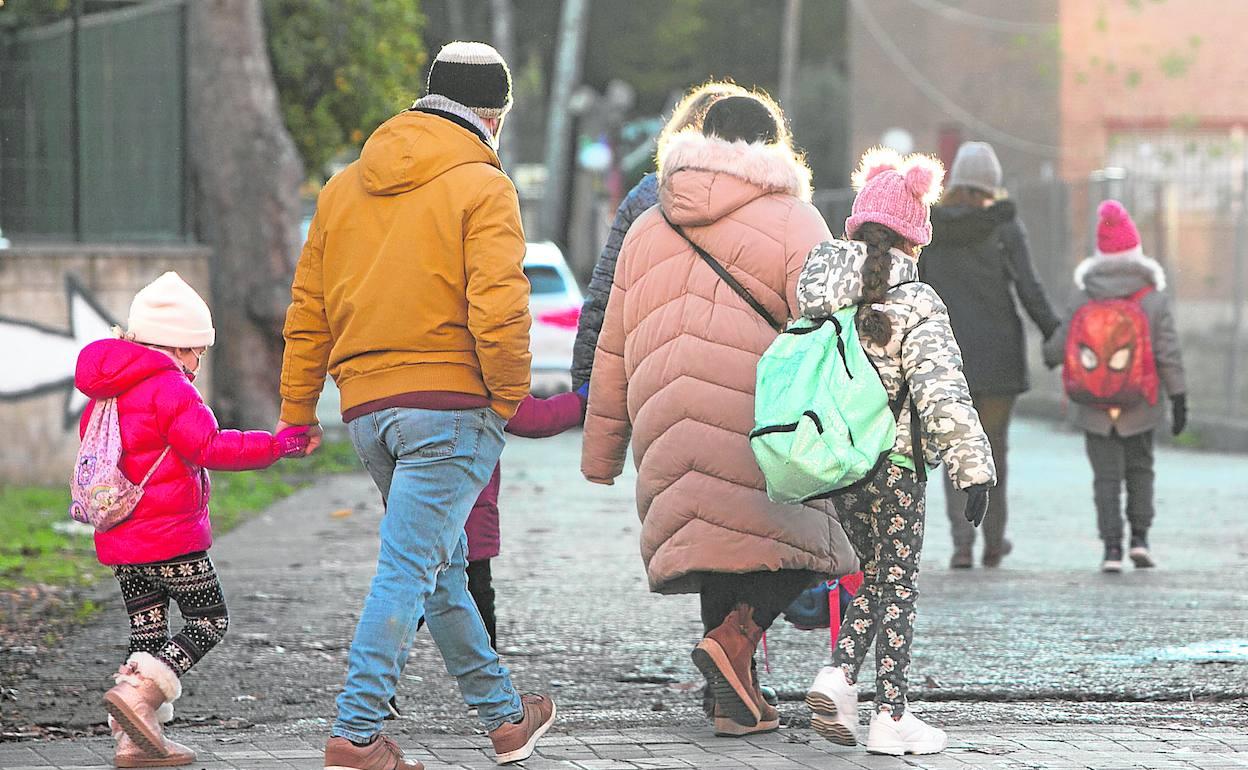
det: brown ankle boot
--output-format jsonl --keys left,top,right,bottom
{"left": 692, "top": 604, "right": 763, "bottom": 728}
{"left": 712, "top": 663, "right": 780, "bottom": 737}
{"left": 109, "top": 716, "right": 195, "bottom": 768}
{"left": 103, "top": 653, "right": 182, "bottom": 760}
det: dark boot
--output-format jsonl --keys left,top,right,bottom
{"left": 982, "top": 538, "right": 1013, "bottom": 568}
{"left": 1129, "top": 532, "right": 1155, "bottom": 568}
{"left": 1101, "top": 542, "right": 1124, "bottom": 573}
{"left": 692, "top": 604, "right": 763, "bottom": 727}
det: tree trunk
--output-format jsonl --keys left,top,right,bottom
{"left": 489, "top": 0, "right": 516, "bottom": 168}
{"left": 186, "top": 0, "right": 303, "bottom": 428}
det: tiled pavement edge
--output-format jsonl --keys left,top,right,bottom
{"left": 2, "top": 726, "right": 1245, "bottom": 770}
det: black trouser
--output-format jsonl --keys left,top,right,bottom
{"left": 1085, "top": 430, "right": 1155, "bottom": 544}
{"left": 467, "top": 558, "right": 496, "bottom": 651}
{"left": 699, "top": 569, "right": 820, "bottom": 634}
{"left": 945, "top": 394, "right": 1015, "bottom": 555}
{"left": 113, "top": 551, "right": 228, "bottom": 677}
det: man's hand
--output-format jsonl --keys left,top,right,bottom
{"left": 276, "top": 421, "right": 324, "bottom": 457}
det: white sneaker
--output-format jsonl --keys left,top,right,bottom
{"left": 805, "top": 666, "right": 858, "bottom": 746}
{"left": 865, "top": 710, "right": 947, "bottom": 756}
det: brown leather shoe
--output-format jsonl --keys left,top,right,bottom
{"left": 692, "top": 604, "right": 763, "bottom": 728}
{"left": 489, "top": 693, "right": 556, "bottom": 765}
{"left": 323, "top": 735, "right": 423, "bottom": 770}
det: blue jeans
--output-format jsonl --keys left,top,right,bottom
{"left": 333, "top": 407, "right": 522, "bottom": 741}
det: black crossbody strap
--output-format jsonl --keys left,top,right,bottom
{"left": 663, "top": 213, "right": 783, "bottom": 332}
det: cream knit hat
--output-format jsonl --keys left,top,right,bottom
{"left": 126, "top": 272, "right": 215, "bottom": 348}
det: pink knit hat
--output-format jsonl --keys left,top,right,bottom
{"left": 845, "top": 147, "right": 945, "bottom": 246}
{"left": 1096, "top": 199, "right": 1142, "bottom": 258}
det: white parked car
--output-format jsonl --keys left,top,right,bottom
{"left": 524, "top": 241, "right": 583, "bottom": 395}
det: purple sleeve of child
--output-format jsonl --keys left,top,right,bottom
{"left": 504, "top": 391, "right": 586, "bottom": 439}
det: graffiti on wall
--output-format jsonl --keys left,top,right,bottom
{"left": 0, "top": 276, "right": 116, "bottom": 427}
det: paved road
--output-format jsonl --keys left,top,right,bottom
{"left": 2, "top": 418, "right": 1245, "bottom": 768}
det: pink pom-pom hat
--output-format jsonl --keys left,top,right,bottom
{"left": 1095, "top": 199, "right": 1142, "bottom": 259}
{"left": 845, "top": 146, "right": 945, "bottom": 246}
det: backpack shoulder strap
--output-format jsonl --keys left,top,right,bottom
{"left": 1129, "top": 286, "right": 1155, "bottom": 303}
{"left": 138, "top": 447, "right": 171, "bottom": 490}
{"left": 662, "top": 213, "right": 783, "bottom": 332}
{"left": 889, "top": 381, "right": 928, "bottom": 484}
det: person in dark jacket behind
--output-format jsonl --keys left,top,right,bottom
{"left": 571, "top": 80, "right": 746, "bottom": 390}
{"left": 920, "top": 141, "right": 1061, "bottom": 569}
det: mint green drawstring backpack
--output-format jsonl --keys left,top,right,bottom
{"left": 750, "top": 306, "right": 923, "bottom": 504}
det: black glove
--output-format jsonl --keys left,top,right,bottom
{"left": 963, "top": 484, "right": 991, "bottom": 528}
{"left": 1171, "top": 393, "right": 1187, "bottom": 436}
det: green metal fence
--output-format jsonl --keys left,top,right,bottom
{"left": 0, "top": 0, "right": 188, "bottom": 242}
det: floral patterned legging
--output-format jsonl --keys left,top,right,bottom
{"left": 828, "top": 462, "right": 925, "bottom": 716}
{"left": 113, "top": 551, "right": 229, "bottom": 677}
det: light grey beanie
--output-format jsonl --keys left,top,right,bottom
{"left": 947, "top": 141, "right": 1002, "bottom": 194}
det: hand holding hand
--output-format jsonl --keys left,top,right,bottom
{"left": 963, "top": 484, "right": 991, "bottom": 528}
{"left": 1170, "top": 393, "right": 1187, "bottom": 436}
{"left": 275, "top": 421, "right": 324, "bottom": 457}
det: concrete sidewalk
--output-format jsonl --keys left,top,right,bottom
{"left": 3, "top": 725, "right": 1247, "bottom": 770}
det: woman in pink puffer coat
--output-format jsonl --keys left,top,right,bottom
{"left": 582, "top": 94, "right": 856, "bottom": 738}
{"left": 74, "top": 272, "right": 308, "bottom": 768}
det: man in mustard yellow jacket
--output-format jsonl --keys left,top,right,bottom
{"left": 278, "top": 42, "right": 554, "bottom": 770}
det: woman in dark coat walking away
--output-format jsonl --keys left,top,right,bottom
{"left": 919, "top": 142, "right": 1061, "bottom": 569}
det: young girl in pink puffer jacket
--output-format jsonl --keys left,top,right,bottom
{"left": 74, "top": 272, "right": 308, "bottom": 768}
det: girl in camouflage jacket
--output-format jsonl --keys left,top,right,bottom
{"left": 798, "top": 149, "right": 996, "bottom": 757}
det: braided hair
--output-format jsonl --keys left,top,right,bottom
{"left": 851, "top": 222, "right": 910, "bottom": 347}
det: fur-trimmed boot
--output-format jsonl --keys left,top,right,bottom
{"left": 103, "top": 653, "right": 191, "bottom": 763}
{"left": 108, "top": 716, "right": 195, "bottom": 768}
{"left": 692, "top": 604, "right": 764, "bottom": 728}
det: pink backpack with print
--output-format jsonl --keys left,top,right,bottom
{"left": 70, "top": 398, "right": 168, "bottom": 532}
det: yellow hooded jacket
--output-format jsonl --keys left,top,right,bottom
{"left": 280, "top": 109, "right": 531, "bottom": 424}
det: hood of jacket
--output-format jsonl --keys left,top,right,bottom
{"left": 358, "top": 107, "right": 500, "bottom": 196}
{"left": 656, "top": 129, "right": 812, "bottom": 227}
{"left": 76, "top": 338, "right": 183, "bottom": 400}
{"left": 929, "top": 200, "right": 1017, "bottom": 247}
{"left": 1074, "top": 252, "right": 1168, "bottom": 297}
{"left": 798, "top": 238, "right": 919, "bottom": 317}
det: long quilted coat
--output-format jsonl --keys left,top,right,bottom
{"left": 581, "top": 130, "right": 857, "bottom": 595}
{"left": 76, "top": 339, "right": 283, "bottom": 566}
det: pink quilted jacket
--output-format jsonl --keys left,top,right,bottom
{"left": 75, "top": 339, "right": 283, "bottom": 565}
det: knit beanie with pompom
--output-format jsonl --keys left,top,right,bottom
{"left": 845, "top": 147, "right": 945, "bottom": 246}
{"left": 1095, "top": 199, "right": 1142, "bottom": 259}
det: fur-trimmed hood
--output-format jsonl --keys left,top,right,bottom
{"left": 1074, "top": 252, "right": 1168, "bottom": 297}
{"left": 657, "top": 129, "right": 812, "bottom": 227}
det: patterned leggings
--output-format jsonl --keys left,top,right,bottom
{"left": 828, "top": 462, "right": 925, "bottom": 716}
{"left": 113, "top": 551, "right": 229, "bottom": 677}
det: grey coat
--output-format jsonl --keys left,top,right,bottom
{"left": 572, "top": 172, "right": 659, "bottom": 389}
{"left": 1043, "top": 253, "right": 1186, "bottom": 437}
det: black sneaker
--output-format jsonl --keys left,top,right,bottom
{"left": 1102, "top": 544, "right": 1124, "bottom": 573}
{"left": 1129, "top": 534, "right": 1155, "bottom": 568}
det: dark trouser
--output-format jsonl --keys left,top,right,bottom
{"left": 1084, "top": 430, "right": 1155, "bottom": 544}
{"left": 945, "top": 394, "right": 1015, "bottom": 555}
{"left": 467, "top": 558, "right": 497, "bottom": 651}
{"left": 114, "top": 551, "right": 228, "bottom": 677}
{"left": 699, "top": 570, "right": 820, "bottom": 634}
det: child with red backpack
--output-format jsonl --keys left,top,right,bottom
{"left": 73, "top": 272, "right": 310, "bottom": 767}
{"left": 1044, "top": 201, "right": 1187, "bottom": 572}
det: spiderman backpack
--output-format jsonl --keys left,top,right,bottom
{"left": 1062, "top": 287, "right": 1160, "bottom": 409}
